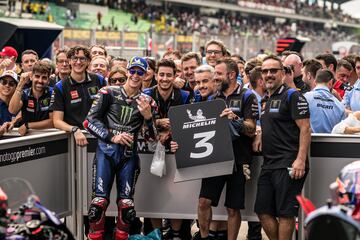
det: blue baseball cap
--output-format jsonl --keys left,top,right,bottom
{"left": 128, "top": 57, "right": 148, "bottom": 71}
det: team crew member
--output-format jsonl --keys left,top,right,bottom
{"left": 170, "top": 64, "right": 219, "bottom": 240}
{"left": 21, "top": 49, "right": 38, "bottom": 73}
{"left": 51, "top": 45, "right": 106, "bottom": 146}
{"left": 205, "top": 40, "right": 226, "bottom": 67}
{"left": 108, "top": 67, "right": 127, "bottom": 86}
{"left": 304, "top": 69, "right": 346, "bottom": 133}
{"left": 181, "top": 52, "right": 202, "bottom": 91}
{"left": 89, "top": 56, "right": 109, "bottom": 78}
{"left": 143, "top": 59, "right": 191, "bottom": 240}
{"left": 0, "top": 70, "right": 17, "bottom": 126}
{"left": 9, "top": 61, "right": 54, "bottom": 135}
{"left": 90, "top": 44, "right": 107, "bottom": 59}
{"left": 52, "top": 49, "right": 71, "bottom": 86}
{"left": 343, "top": 56, "right": 360, "bottom": 112}
{"left": 142, "top": 58, "right": 157, "bottom": 90}
{"left": 83, "top": 56, "right": 157, "bottom": 240}
{"left": 255, "top": 55, "right": 311, "bottom": 240}
{"left": 195, "top": 58, "right": 257, "bottom": 240}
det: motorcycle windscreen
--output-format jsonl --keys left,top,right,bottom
{"left": 306, "top": 215, "right": 359, "bottom": 240}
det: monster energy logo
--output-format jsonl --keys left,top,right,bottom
{"left": 119, "top": 106, "right": 133, "bottom": 124}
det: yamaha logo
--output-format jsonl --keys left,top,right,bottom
{"left": 182, "top": 109, "right": 216, "bottom": 129}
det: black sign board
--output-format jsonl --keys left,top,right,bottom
{"left": 168, "top": 99, "right": 234, "bottom": 182}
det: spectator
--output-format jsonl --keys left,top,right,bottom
{"left": 0, "top": 70, "right": 18, "bottom": 127}
{"left": 342, "top": 56, "right": 360, "bottom": 112}
{"left": 304, "top": 69, "right": 345, "bottom": 133}
{"left": 315, "top": 53, "right": 337, "bottom": 75}
{"left": 0, "top": 46, "right": 18, "bottom": 73}
{"left": 334, "top": 59, "right": 353, "bottom": 99}
{"left": 302, "top": 59, "right": 322, "bottom": 90}
{"left": 283, "top": 53, "right": 309, "bottom": 93}
{"left": 332, "top": 111, "right": 360, "bottom": 134}
{"left": 9, "top": 61, "right": 54, "bottom": 136}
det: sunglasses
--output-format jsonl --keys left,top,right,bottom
{"left": 129, "top": 69, "right": 145, "bottom": 76}
{"left": 109, "top": 77, "right": 127, "bottom": 84}
{"left": 261, "top": 68, "right": 283, "bottom": 75}
{"left": 0, "top": 79, "right": 16, "bottom": 87}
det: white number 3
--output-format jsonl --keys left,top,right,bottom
{"left": 190, "top": 131, "right": 216, "bottom": 159}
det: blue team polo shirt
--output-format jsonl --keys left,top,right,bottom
{"left": 0, "top": 99, "right": 13, "bottom": 125}
{"left": 304, "top": 85, "right": 345, "bottom": 133}
{"left": 343, "top": 79, "right": 360, "bottom": 111}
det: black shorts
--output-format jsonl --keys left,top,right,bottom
{"left": 254, "top": 168, "right": 308, "bottom": 217}
{"left": 199, "top": 170, "right": 245, "bottom": 209}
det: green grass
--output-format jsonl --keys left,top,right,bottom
{"left": 34, "top": 3, "right": 151, "bottom": 31}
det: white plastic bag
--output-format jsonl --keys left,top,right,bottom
{"left": 150, "top": 141, "right": 166, "bottom": 177}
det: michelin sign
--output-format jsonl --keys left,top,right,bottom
{"left": 169, "top": 99, "right": 234, "bottom": 182}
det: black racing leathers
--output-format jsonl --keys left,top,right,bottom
{"left": 83, "top": 85, "right": 157, "bottom": 200}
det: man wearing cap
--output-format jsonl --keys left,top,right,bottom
{"left": 8, "top": 61, "right": 53, "bottom": 136}
{"left": 83, "top": 56, "right": 157, "bottom": 240}
{"left": 51, "top": 45, "right": 106, "bottom": 146}
{"left": 0, "top": 70, "right": 18, "bottom": 131}
{"left": 0, "top": 46, "right": 18, "bottom": 74}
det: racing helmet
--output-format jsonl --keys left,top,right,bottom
{"left": 336, "top": 161, "right": 360, "bottom": 206}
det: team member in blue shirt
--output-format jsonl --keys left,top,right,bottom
{"left": 304, "top": 69, "right": 346, "bottom": 133}
{"left": 343, "top": 56, "right": 360, "bottom": 112}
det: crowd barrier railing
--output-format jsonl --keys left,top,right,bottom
{"left": 1, "top": 130, "right": 360, "bottom": 240}
{"left": 0, "top": 129, "right": 75, "bottom": 231}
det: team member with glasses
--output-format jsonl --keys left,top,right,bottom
{"left": 108, "top": 66, "right": 127, "bottom": 86}
{"left": 51, "top": 45, "right": 106, "bottom": 146}
{"left": 204, "top": 40, "right": 226, "bottom": 67}
{"left": 254, "top": 55, "right": 311, "bottom": 240}
{"left": 52, "top": 49, "right": 71, "bottom": 86}
{"left": 0, "top": 70, "right": 18, "bottom": 126}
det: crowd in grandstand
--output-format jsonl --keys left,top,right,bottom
{"left": 119, "top": 1, "right": 355, "bottom": 41}
{"left": 0, "top": 38, "right": 359, "bottom": 240}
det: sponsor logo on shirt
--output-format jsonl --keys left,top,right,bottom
{"left": 28, "top": 100, "right": 34, "bottom": 108}
{"left": 70, "top": 90, "right": 79, "bottom": 99}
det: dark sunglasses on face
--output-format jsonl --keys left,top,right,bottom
{"left": 0, "top": 79, "right": 16, "bottom": 87}
{"left": 129, "top": 69, "right": 145, "bottom": 76}
{"left": 109, "top": 77, "right": 127, "bottom": 84}
{"left": 261, "top": 68, "right": 283, "bottom": 75}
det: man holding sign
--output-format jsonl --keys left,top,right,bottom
{"left": 171, "top": 59, "right": 258, "bottom": 240}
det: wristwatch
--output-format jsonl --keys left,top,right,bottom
{"left": 71, "top": 126, "right": 80, "bottom": 134}
{"left": 24, "top": 122, "right": 29, "bottom": 130}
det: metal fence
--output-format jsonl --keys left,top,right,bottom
{"left": 55, "top": 28, "right": 333, "bottom": 60}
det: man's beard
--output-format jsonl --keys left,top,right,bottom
{"left": 221, "top": 81, "right": 229, "bottom": 92}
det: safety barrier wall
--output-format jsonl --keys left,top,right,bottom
{"left": 1, "top": 131, "right": 360, "bottom": 239}
{"left": 0, "top": 130, "right": 73, "bottom": 218}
